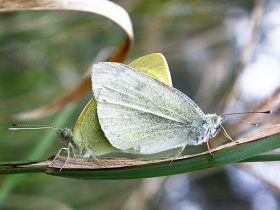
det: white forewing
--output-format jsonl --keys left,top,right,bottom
{"left": 92, "top": 62, "right": 206, "bottom": 154}
{"left": 91, "top": 63, "right": 124, "bottom": 99}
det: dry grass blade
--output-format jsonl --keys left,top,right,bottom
{"left": 32, "top": 124, "right": 280, "bottom": 169}
{"left": 0, "top": 0, "right": 134, "bottom": 120}
{"left": 1, "top": 124, "right": 280, "bottom": 178}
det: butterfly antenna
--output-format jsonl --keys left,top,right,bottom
{"left": 9, "top": 123, "right": 57, "bottom": 131}
{"left": 222, "top": 110, "right": 271, "bottom": 127}
{"left": 206, "top": 141, "right": 213, "bottom": 157}
{"left": 223, "top": 110, "right": 271, "bottom": 116}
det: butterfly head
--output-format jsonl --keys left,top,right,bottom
{"left": 205, "top": 114, "right": 224, "bottom": 138}
{"left": 56, "top": 128, "right": 73, "bottom": 144}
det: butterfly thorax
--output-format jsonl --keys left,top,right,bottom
{"left": 190, "top": 114, "right": 223, "bottom": 145}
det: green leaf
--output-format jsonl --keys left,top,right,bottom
{"left": 48, "top": 128, "right": 280, "bottom": 179}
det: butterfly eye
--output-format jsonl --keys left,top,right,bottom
{"left": 57, "top": 129, "right": 71, "bottom": 143}
{"left": 62, "top": 131, "right": 70, "bottom": 138}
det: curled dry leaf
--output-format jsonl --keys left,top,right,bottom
{"left": 0, "top": 0, "right": 134, "bottom": 120}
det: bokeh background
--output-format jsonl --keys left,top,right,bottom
{"left": 1, "top": 0, "right": 280, "bottom": 209}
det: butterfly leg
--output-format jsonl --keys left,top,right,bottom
{"left": 49, "top": 147, "right": 69, "bottom": 166}
{"left": 59, "top": 146, "right": 71, "bottom": 172}
{"left": 69, "top": 143, "right": 77, "bottom": 157}
{"left": 175, "top": 146, "right": 186, "bottom": 158}
{"left": 169, "top": 145, "right": 187, "bottom": 165}
{"left": 87, "top": 150, "right": 106, "bottom": 167}
{"left": 220, "top": 125, "right": 239, "bottom": 145}
{"left": 79, "top": 125, "right": 105, "bottom": 167}
{"left": 58, "top": 143, "right": 78, "bottom": 171}
{"left": 206, "top": 141, "right": 214, "bottom": 157}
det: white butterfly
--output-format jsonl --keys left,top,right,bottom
{"left": 92, "top": 62, "right": 223, "bottom": 154}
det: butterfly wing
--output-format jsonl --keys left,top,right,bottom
{"left": 72, "top": 99, "right": 120, "bottom": 156}
{"left": 73, "top": 54, "right": 174, "bottom": 156}
{"left": 92, "top": 63, "right": 124, "bottom": 99}
{"left": 92, "top": 62, "right": 206, "bottom": 154}
{"left": 129, "top": 53, "right": 172, "bottom": 86}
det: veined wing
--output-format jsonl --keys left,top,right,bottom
{"left": 92, "top": 63, "right": 124, "bottom": 99}
{"left": 129, "top": 53, "right": 172, "bottom": 86}
{"left": 92, "top": 62, "right": 205, "bottom": 154}
{"left": 72, "top": 99, "right": 119, "bottom": 156}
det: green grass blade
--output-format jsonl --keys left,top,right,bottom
{"left": 1, "top": 126, "right": 279, "bottom": 180}
{"left": 242, "top": 154, "right": 280, "bottom": 162}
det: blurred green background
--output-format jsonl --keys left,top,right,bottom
{"left": 1, "top": 0, "right": 280, "bottom": 209}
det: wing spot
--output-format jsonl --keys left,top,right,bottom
{"left": 134, "top": 82, "right": 146, "bottom": 91}
{"left": 119, "top": 93, "right": 131, "bottom": 103}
